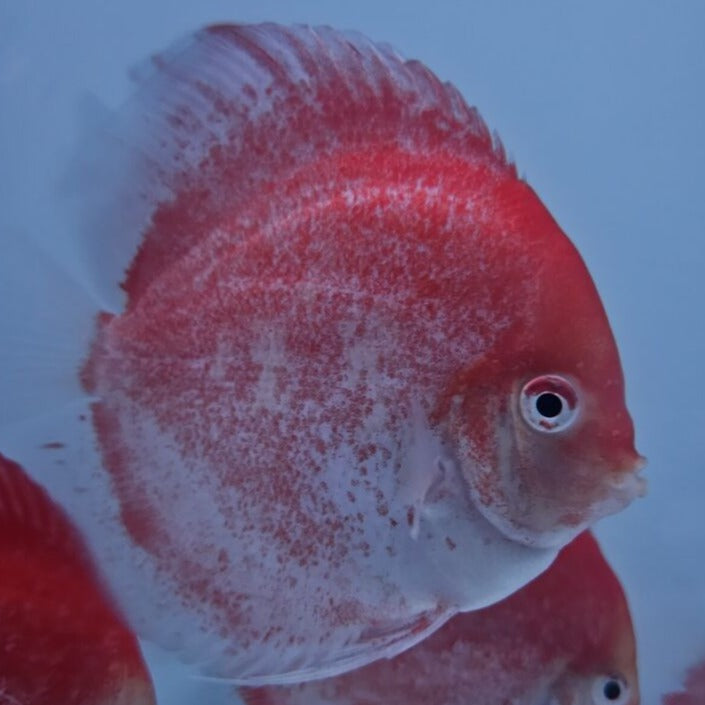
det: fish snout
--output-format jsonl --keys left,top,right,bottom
{"left": 625, "top": 451, "right": 647, "bottom": 474}
{"left": 607, "top": 452, "right": 648, "bottom": 500}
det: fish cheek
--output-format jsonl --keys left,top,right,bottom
{"left": 487, "top": 419, "right": 579, "bottom": 544}
{"left": 511, "top": 427, "right": 606, "bottom": 535}
{"left": 547, "top": 674, "right": 584, "bottom": 705}
{"left": 444, "top": 373, "right": 583, "bottom": 546}
{"left": 445, "top": 384, "right": 529, "bottom": 540}
{"left": 458, "top": 394, "right": 591, "bottom": 547}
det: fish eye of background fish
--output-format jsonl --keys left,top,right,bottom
{"left": 547, "top": 673, "right": 634, "bottom": 705}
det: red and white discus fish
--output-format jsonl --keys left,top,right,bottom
{"left": 0, "top": 452, "right": 156, "bottom": 705}
{"left": 663, "top": 659, "right": 705, "bottom": 705}
{"left": 0, "top": 24, "right": 645, "bottom": 683}
{"left": 242, "top": 532, "right": 639, "bottom": 705}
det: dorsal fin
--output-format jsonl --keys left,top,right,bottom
{"left": 73, "top": 23, "right": 514, "bottom": 309}
{"left": 0, "top": 452, "right": 93, "bottom": 568}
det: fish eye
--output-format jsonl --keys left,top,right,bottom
{"left": 519, "top": 375, "right": 579, "bottom": 433}
{"left": 591, "top": 675, "right": 630, "bottom": 705}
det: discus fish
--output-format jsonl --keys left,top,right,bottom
{"left": 663, "top": 659, "right": 705, "bottom": 705}
{"left": 0, "top": 452, "right": 156, "bottom": 705}
{"left": 0, "top": 23, "right": 644, "bottom": 683}
{"left": 242, "top": 532, "right": 639, "bottom": 705}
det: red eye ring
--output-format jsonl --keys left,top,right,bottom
{"left": 519, "top": 375, "right": 580, "bottom": 433}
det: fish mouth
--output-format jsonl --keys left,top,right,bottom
{"left": 608, "top": 454, "right": 648, "bottom": 499}
{"left": 628, "top": 453, "right": 647, "bottom": 474}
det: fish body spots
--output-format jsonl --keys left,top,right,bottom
{"left": 85, "top": 151, "right": 522, "bottom": 578}
{"left": 84, "top": 155, "right": 521, "bottom": 673}
{"left": 73, "top": 23, "right": 639, "bottom": 679}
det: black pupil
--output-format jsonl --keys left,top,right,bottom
{"left": 603, "top": 680, "right": 622, "bottom": 701}
{"left": 535, "top": 392, "right": 563, "bottom": 418}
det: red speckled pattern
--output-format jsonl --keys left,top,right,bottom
{"left": 78, "top": 24, "right": 641, "bottom": 681}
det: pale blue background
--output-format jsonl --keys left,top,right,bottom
{"left": 1, "top": 1, "right": 704, "bottom": 703}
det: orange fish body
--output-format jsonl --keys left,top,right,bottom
{"left": 0, "top": 453, "right": 156, "bottom": 705}
{"left": 243, "top": 532, "right": 639, "bottom": 705}
{"left": 0, "top": 24, "right": 643, "bottom": 683}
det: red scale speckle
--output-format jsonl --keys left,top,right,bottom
{"left": 76, "top": 22, "right": 641, "bottom": 680}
